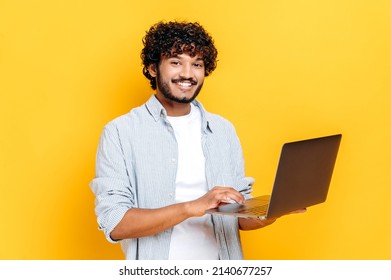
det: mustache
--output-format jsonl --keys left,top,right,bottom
{"left": 172, "top": 78, "right": 197, "bottom": 85}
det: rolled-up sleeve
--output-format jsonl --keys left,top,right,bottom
{"left": 90, "top": 123, "right": 135, "bottom": 243}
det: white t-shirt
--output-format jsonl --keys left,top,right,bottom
{"left": 167, "top": 103, "right": 219, "bottom": 260}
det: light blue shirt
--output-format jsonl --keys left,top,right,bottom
{"left": 90, "top": 95, "right": 254, "bottom": 260}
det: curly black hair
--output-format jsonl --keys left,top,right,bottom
{"left": 141, "top": 21, "right": 218, "bottom": 89}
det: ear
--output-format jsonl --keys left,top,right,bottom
{"left": 147, "top": 64, "right": 157, "bottom": 77}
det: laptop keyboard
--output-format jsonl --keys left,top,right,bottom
{"left": 237, "top": 204, "right": 269, "bottom": 216}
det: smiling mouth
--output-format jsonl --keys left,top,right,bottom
{"left": 173, "top": 79, "right": 197, "bottom": 88}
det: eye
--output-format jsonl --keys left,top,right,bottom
{"left": 170, "top": 60, "right": 180, "bottom": 66}
{"left": 193, "top": 63, "right": 204, "bottom": 68}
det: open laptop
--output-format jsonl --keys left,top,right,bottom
{"left": 206, "top": 134, "right": 342, "bottom": 220}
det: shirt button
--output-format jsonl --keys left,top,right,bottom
{"left": 171, "top": 158, "right": 176, "bottom": 163}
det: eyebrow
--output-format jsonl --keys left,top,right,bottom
{"left": 170, "top": 54, "right": 204, "bottom": 61}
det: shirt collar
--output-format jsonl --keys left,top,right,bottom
{"left": 145, "top": 94, "right": 213, "bottom": 133}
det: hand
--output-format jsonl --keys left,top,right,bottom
{"left": 239, "top": 216, "right": 277, "bottom": 230}
{"left": 239, "top": 208, "right": 307, "bottom": 230}
{"left": 188, "top": 186, "right": 245, "bottom": 216}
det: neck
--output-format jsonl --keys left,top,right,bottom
{"left": 155, "top": 93, "right": 192, "bottom": 116}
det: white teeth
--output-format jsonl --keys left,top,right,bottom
{"left": 177, "top": 82, "right": 192, "bottom": 87}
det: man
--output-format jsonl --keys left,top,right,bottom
{"left": 90, "top": 21, "right": 301, "bottom": 260}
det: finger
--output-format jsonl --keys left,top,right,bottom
{"left": 289, "top": 208, "right": 307, "bottom": 214}
{"left": 214, "top": 191, "right": 245, "bottom": 204}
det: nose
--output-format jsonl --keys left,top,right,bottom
{"left": 179, "top": 63, "right": 194, "bottom": 79}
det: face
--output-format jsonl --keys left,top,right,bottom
{"left": 150, "top": 53, "right": 205, "bottom": 104}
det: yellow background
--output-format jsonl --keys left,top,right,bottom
{"left": 1, "top": 0, "right": 390, "bottom": 259}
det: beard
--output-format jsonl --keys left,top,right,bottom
{"left": 156, "top": 70, "right": 203, "bottom": 104}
